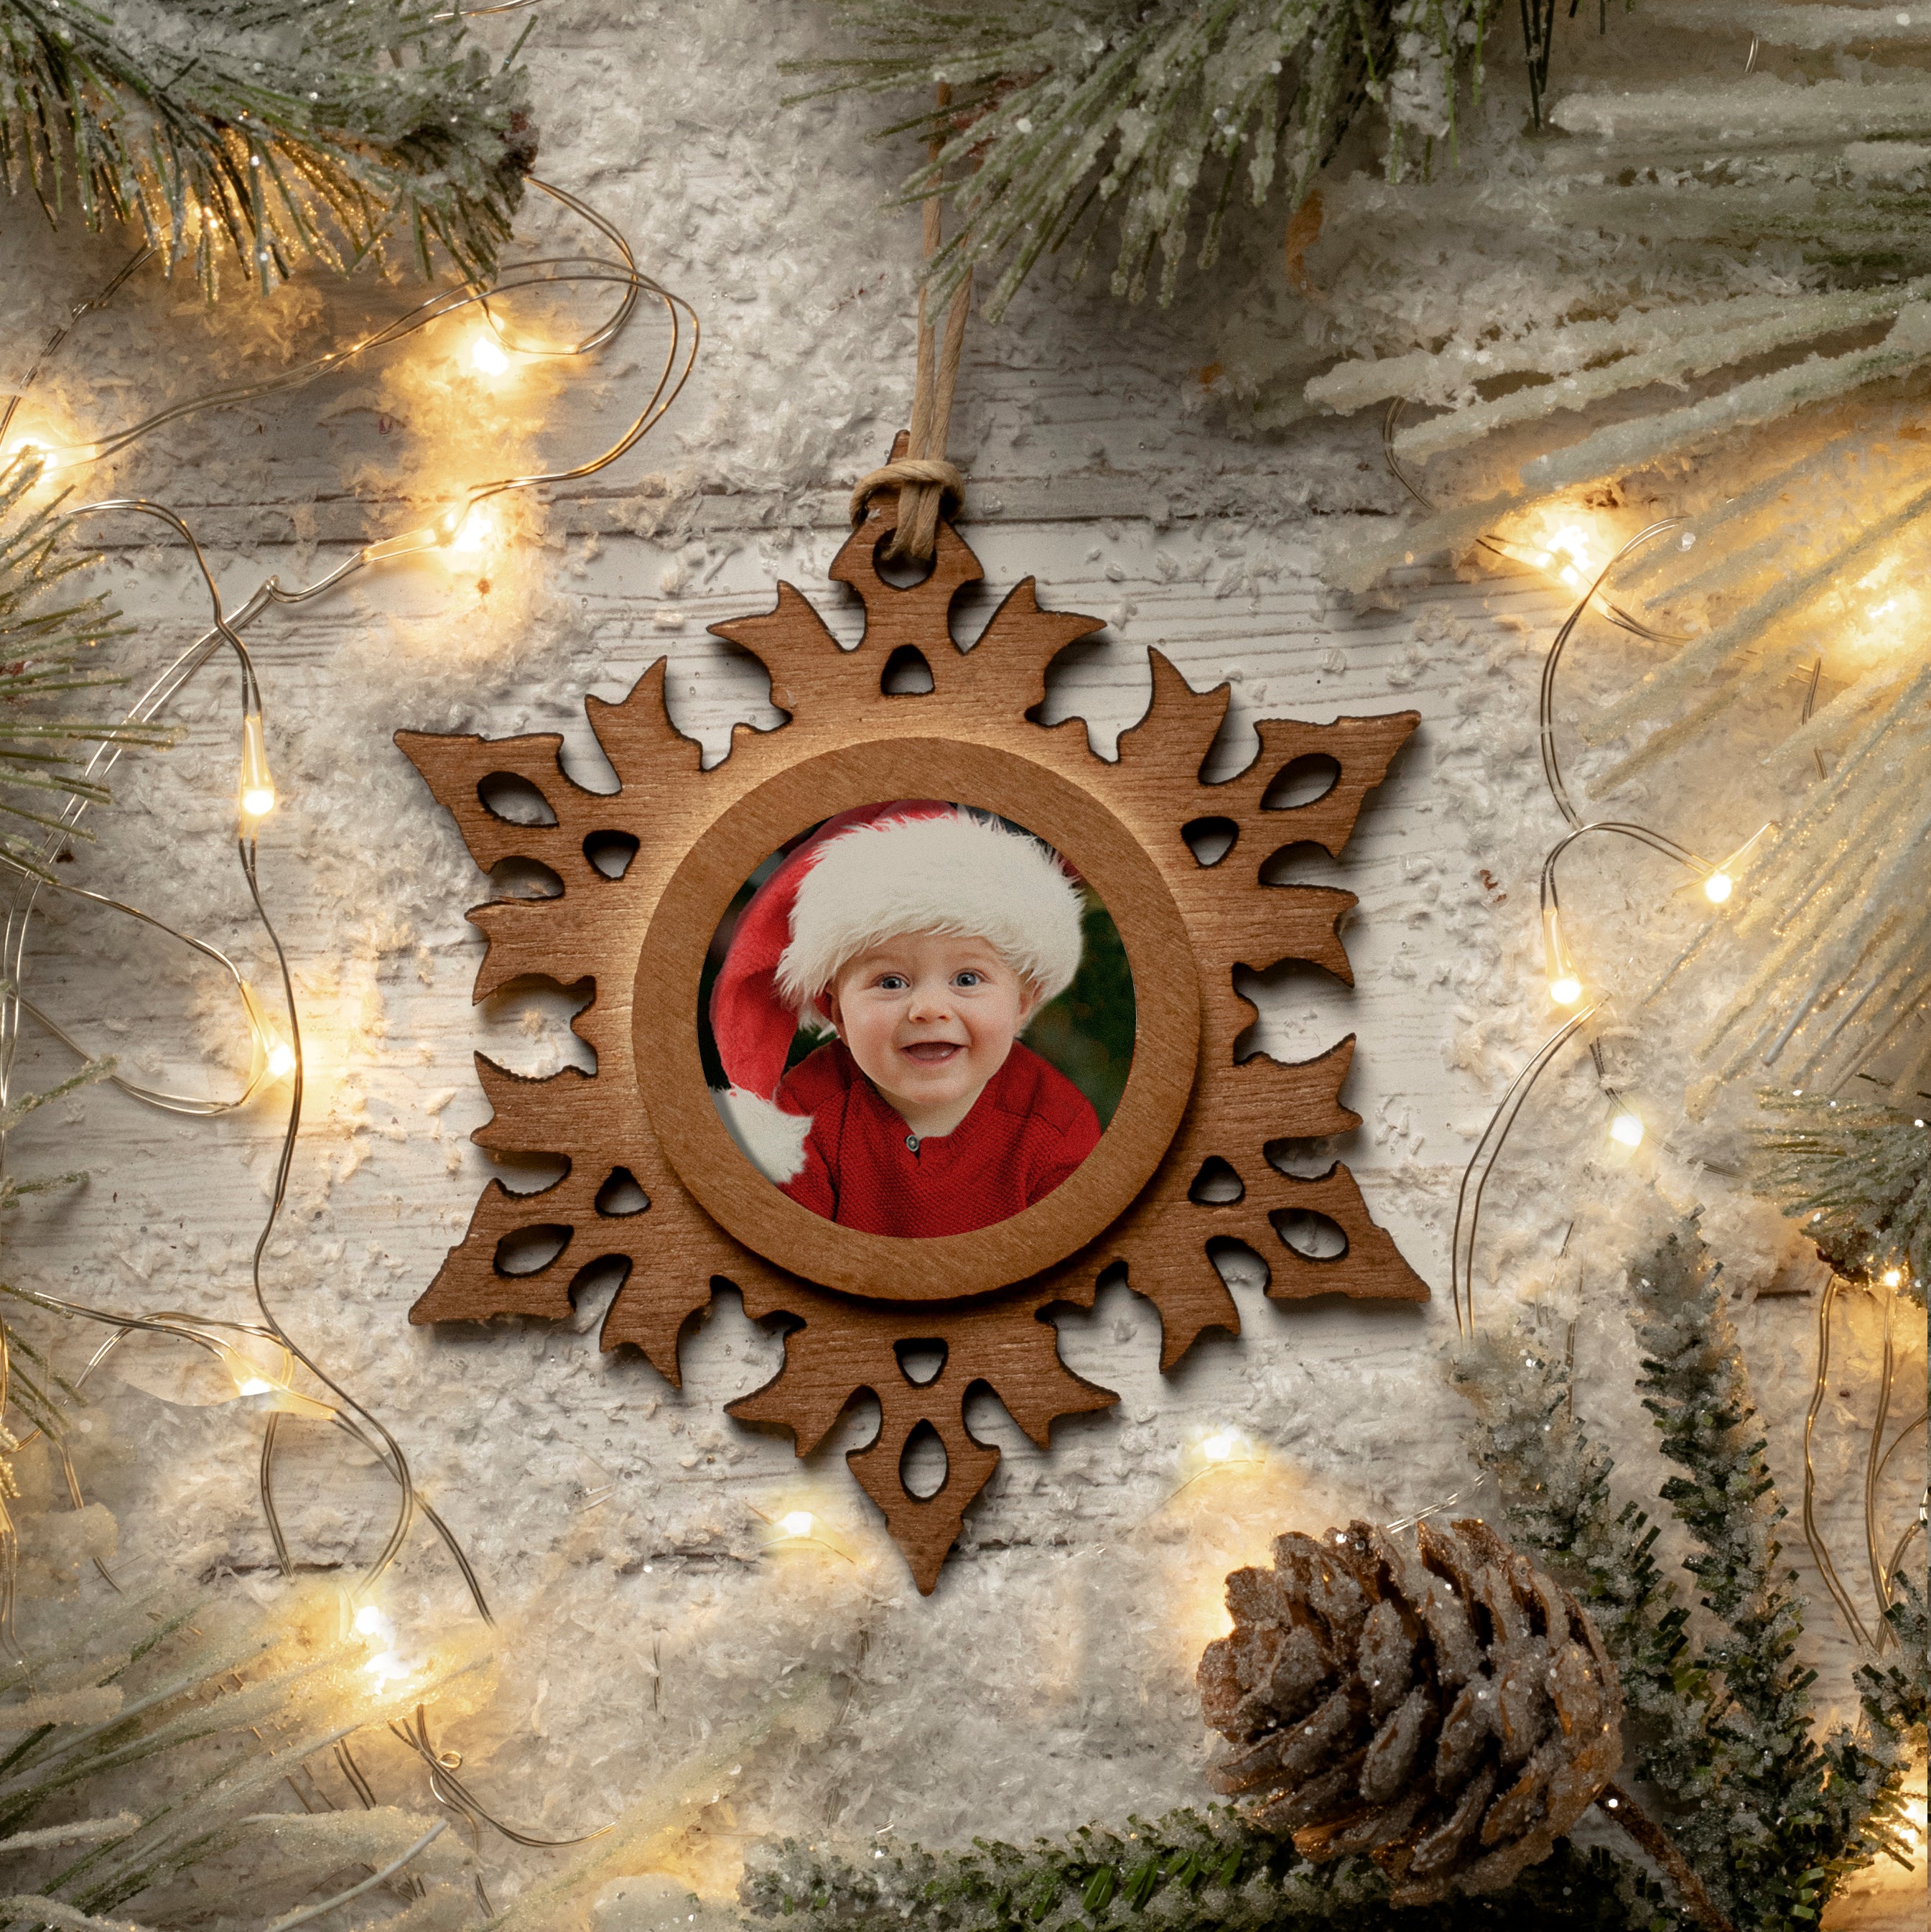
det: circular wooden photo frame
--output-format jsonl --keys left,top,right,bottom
{"left": 635, "top": 740, "right": 1201, "bottom": 1302}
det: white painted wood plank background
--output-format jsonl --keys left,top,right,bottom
{"left": 1, "top": 3, "right": 1920, "bottom": 1923}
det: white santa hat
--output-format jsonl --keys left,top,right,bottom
{"left": 708, "top": 802, "right": 1086, "bottom": 1183}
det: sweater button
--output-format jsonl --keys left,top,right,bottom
{"left": 905, "top": 1134, "right": 919, "bottom": 1152}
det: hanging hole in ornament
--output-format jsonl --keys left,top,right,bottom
{"left": 493, "top": 1222, "right": 573, "bottom": 1276}
{"left": 583, "top": 830, "right": 639, "bottom": 880}
{"left": 1188, "top": 1156, "right": 1245, "bottom": 1204}
{"left": 1262, "top": 755, "right": 1341, "bottom": 812}
{"left": 900, "top": 1419, "right": 949, "bottom": 1499}
{"left": 488, "top": 855, "right": 563, "bottom": 901}
{"left": 893, "top": 1337, "right": 948, "bottom": 1385}
{"left": 478, "top": 771, "right": 557, "bottom": 827}
{"left": 880, "top": 645, "right": 935, "bottom": 695}
{"left": 1183, "top": 817, "right": 1239, "bottom": 867}
{"left": 1270, "top": 1208, "right": 1349, "bottom": 1261}
{"left": 595, "top": 1166, "right": 649, "bottom": 1217}
{"left": 872, "top": 534, "right": 936, "bottom": 590}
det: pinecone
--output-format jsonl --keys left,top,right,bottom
{"left": 1197, "top": 1517, "right": 1623, "bottom": 1905}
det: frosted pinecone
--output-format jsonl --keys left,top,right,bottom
{"left": 1198, "top": 1517, "right": 1623, "bottom": 1905}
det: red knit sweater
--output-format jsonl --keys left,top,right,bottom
{"left": 776, "top": 1040, "right": 1102, "bottom": 1237}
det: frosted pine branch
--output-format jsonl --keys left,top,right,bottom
{"left": 0, "top": 0, "right": 534, "bottom": 295}
{"left": 1753, "top": 1091, "right": 1931, "bottom": 1296}
{"left": 743, "top": 1807, "right": 1678, "bottom": 1932}
{"left": 803, "top": 0, "right": 1505, "bottom": 321}
{"left": 0, "top": 455, "right": 166, "bottom": 883}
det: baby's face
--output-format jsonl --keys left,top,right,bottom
{"left": 824, "top": 932, "right": 1038, "bottom": 1137}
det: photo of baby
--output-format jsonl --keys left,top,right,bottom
{"left": 702, "top": 800, "right": 1134, "bottom": 1238}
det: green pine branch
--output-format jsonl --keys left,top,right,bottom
{"left": 0, "top": 453, "right": 164, "bottom": 883}
{"left": 742, "top": 1807, "right": 1678, "bottom": 1932}
{"left": 1450, "top": 1329, "right": 1708, "bottom": 1798}
{"left": 1857, "top": 1569, "right": 1930, "bottom": 1734}
{"left": 0, "top": 0, "right": 534, "bottom": 295}
{"left": 1464, "top": 1231, "right": 1925, "bottom": 1932}
{"left": 799, "top": 0, "right": 1506, "bottom": 323}
{"left": 1753, "top": 1089, "right": 1931, "bottom": 1300}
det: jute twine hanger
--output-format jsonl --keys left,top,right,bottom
{"left": 849, "top": 85, "right": 973, "bottom": 566}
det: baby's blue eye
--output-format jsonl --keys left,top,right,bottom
{"left": 878, "top": 973, "right": 908, "bottom": 990}
{"left": 954, "top": 971, "right": 982, "bottom": 988}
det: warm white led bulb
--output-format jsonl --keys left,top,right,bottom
{"left": 471, "top": 334, "right": 510, "bottom": 377}
{"left": 1610, "top": 1113, "right": 1644, "bottom": 1148}
{"left": 1703, "top": 871, "right": 1734, "bottom": 905}
{"left": 266, "top": 1039, "right": 297, "bottom": 1080}
{"left": 239, "top": 710, "right": 275, "bottom": 820}
{"left": 1542, "top": 906, "right": 1583, "bottom": 1011}
{"left": 236, "top": 1375, "right": 276, "bottom": 1396}
{"left": 451, "top": 501, "right": 490, "bottom": 555}
{"left": 1881, "top": 1267, "right": 1904, "bottom": 1288}
{"left": 353, "top": 1603, "right": 389, "bottom": 1637}
{"left": 1200, "top": 1430, "right": 1237, "bottom": 1462}
{"left": 780, "top": 1510, "right": 814, "bottom": 1538}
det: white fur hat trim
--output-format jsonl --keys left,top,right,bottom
{"left": 775, "top": 810, "right": 1085, "bottom": 1016}
{"left": 713, "top": 1087, "right": 812, "bottom": 1184}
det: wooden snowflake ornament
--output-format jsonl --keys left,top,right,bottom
{"left": 397, "top": 491, "right": 1425, "bottom": 1592}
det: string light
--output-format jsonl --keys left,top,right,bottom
{"left": 451, "top": 499, "right": 493, "bottom": 557}
{"left": 1880, "top": 1267, "right": 1904, "bottom": 1288}
{"left": 238, "top": 706, "right": 276, "bottom": 820}
{"left": 360, "top": 498, "right": 476, "bottom": 563}
{"left": 238, "top": 980, "right": 300, "bottom": 1092}
{"left": 349, "top": 1597, "right": 425, "bottom": 1686}
{"left": 1543, "top": 905, "right": 1584, "bottom": 1006}
{"left": 0, "top": 164, "right": 686, "bottom": 1865}
{"left": 203, "top": 1327, "right": 336, "bottom": 1420}
{"left": 1, "top": 437, "right": 102, "bottom": 474}
{"left": 1703, "top": 824, "right": 1774, "bottom": 906}
{"left": 1526, "top": 521, "right": 1603, "bottom": 593}
{"left": 756, "top": 1503, "right": 855, "bottom": 1563}
{"left": 1162, "top": 1426, "right": 1265, "bottom": 1505}
{"left": 1609, "top": 1112, "right": 1645, "bottom": 1149}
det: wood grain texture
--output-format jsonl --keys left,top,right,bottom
{"left": 394, "top": 468, "right": 1425, "bottom": 1589}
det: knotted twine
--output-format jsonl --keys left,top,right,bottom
{"left": 848, "top": 88, "right": 972, "bottom": 565}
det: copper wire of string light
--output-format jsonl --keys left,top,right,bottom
{"left": 1863, "top": 1287, "right": 1897, "bottom": 1635}
{"left": 1802, "top": 1275, "right": 1877, "bottom": 1647}
{"left": 388, "top": 1703, "right": 613, "bottom": 1850}
{"left": 0, "top": 245, "right": 154, "bottom": 453}
{"left": 1411, "top": 422, "right": 1923, "bottom": 1648}
{"left": 1537, "top": 519, "right": 1691, "bottom": 829}
{"left": 0, "top": 184, "right": 696, "bottom": 1651}
{"left": 1449, "top": 1003, "right": 1602, "bottom": 1336}
{"left": 1379, "top": 401, "right": 1689, "bottom": 649}
{"left": 1871, "top": 1408, "right": 1928, "bottom": 1595}
{"left": 3, "top": 178, "right": 674, "bottom": 493}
